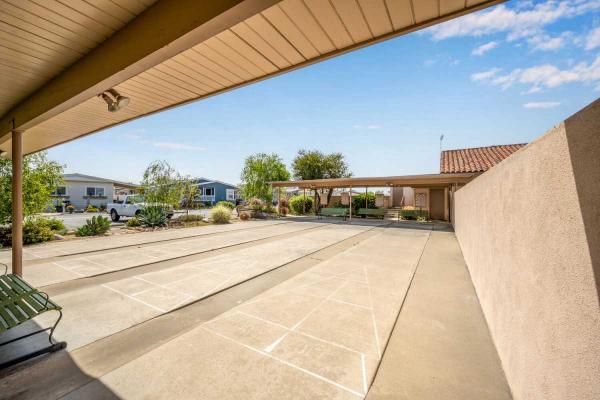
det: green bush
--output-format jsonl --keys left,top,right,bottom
{"left": 215, "top": 201, "right": 235, "bottom": 210}
{"left": 139, "top": 205, "right": 168, "bottom": 228}
{"left": 210, "top": 205, "right": 231, "bottom": 224}
{"left": 126, "top": 216, "right": 141, "bottom": 227}
{"left": 351, "top": 192, "right": 377, "bottom": 215}
{"left": 0, "top": 217, "right": 67, "bottom": 246}
{"left": 262, "top": 204, "right": 276, "bottom": 214}
{"left": 289, "top": 195, "right": 313, "bottom": 215}
{"left": 23, "top": 219, "right": 54, "bottom": 244}
{"left": 85, "top": 204, "right": 99, "bottom": 213}
{"left": 76, "top": 216, "right": 111, "bottom": 237}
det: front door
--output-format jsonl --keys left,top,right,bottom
{"left": 430, "top": 189, "right": 445, "bottom": 220}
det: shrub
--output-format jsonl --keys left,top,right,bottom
{"left": 289, "top": 195, "right": 313, "bottom": 215}
{"left": 66, "top": 204, "right": 75, "bottom": 213}
{"left": 215, "top": 201, "right": 235, "bottom": 210}
{"left": 279, "top": 198, "right": 289, "bottom": 208}
{"left": 139, "top": 205, "right": 168, "bottom": 228}
{"left": 85, "top": 204, "right": 99, "bottom": 213}
{"left": 23, "top": 219, "right": 54, "bottom": 244}
{"left": 210, "top": 205, "right": 231, "bottom": 224}
{"left": 249, "top": 198, "right": 264, "bottom": 211}
{"left": 38, "top": 218, "right": 66, "bottom": 233}
{"left": 175, "top": 214, "right": 205, "bottom": 223}
{"left": 76, "top": 216, "right": 111, "bottom": 237}
{"left": 239, "top": 212, "right": 250, "bottom": 221}
{"left": 351, "top": 193, "right": 376, "bottom": 215}
{"left": 0, "top": 217, "right": 67, "bottom": 246}
{"left": 262, "top": 204, "right": 276, "bottom": 214}
{"left": 126, "top": 216, "right": 141, "bottom": 227}
{"left": 99, "top": 204, "right": 107, "bottom": 212}
{"left": 279, "top": 206, "right": 289, "bottom": 216}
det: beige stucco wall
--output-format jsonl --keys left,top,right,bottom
{"left": 453, "top": 99, "right": 600, "bottom": 400}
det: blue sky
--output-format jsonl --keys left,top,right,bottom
{"left": 48, "top": 0, "right": 600, "bottom": 184}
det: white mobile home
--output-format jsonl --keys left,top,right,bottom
{"left": 50, "top": 173, "right": 138, "bottom": 211}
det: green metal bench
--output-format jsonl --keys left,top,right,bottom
{"left": 318, "top": 207, "right": 349, "bottom": 220}
{"left": 358, "top": 208, "right": 385, "bottom": 219}
{"left": 0, "top": 263, "right": 66, "bottom": 369}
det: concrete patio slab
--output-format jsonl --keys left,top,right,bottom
{"left": 0, "top": 223, "right": 375, "bottom": 364}
{"left": 63, "top": 226, "right": 430, "bottom": 399}
{"left": 0, "top": 220, "right": 289, "bottom": 264}
{"left": 19, "top": 221, "right": 324, "bottom": 287}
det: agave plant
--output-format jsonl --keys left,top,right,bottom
{"left": 139, "top": 205, "right": 168, "bottom": 228}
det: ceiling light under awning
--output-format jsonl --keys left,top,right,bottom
{"left": 98, "top": 89, "right": 130, "bottom": 113}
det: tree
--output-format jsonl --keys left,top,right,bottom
{"left": 139, "top": 161, "right": 184, "bottom": 207}
{"left": 240, "top": 153, "right": 290, "bottom": 202}
{"left": 291, "top": 150, "right": 352, "bottom": 209}
{"left": 0, "top": 152, "right": 64, "bottom": 224}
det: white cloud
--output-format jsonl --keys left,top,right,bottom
{"left": 472, "top": 56, "right": 600, "bottom": 90}
{"left": 523, "top": 101, "right": 561, "bottom": 108}
{"left": 472, "top": 41, "right": 498, "bottom": 56}
{"left": 352, "top": 124, "right": 381, "bottom": 130}
{"left": 126, "top": 133, "right": 206, "bottom": 152}
{"left": 528, "top": 31, "right": 572, "bottom": 51}
{"left": 428, "top": 1, "right": 600, "bottom": 44}
{"left": 471, "top": 67, "right": 502, "bottom": 81}
{"left": 585, "top": 26, "right": 600, "bottom": 49}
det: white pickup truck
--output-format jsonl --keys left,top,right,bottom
{"left": 107, "top": 195, "right": 174, "bottom": 222}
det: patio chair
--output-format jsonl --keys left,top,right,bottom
{"left": 0, "top": 263, "right": 66, "bottom": 369}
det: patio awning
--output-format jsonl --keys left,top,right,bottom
{"left": 0, "top": 0, "right": 504, "bottom": 157}
{"left": 271, "top": 173, "right": 475, "bottom": 189}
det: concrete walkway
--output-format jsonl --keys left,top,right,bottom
{"left": 367, "top": 231, "right": 511, "bottom": 400}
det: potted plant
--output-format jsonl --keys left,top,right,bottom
{"left": 66, "top": 204, "right": 75, "bottom": 214}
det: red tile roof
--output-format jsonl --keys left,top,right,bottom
{"left": 440, "top": 144, "right": 526, "bottom": 174}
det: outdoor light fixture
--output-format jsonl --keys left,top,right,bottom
{"left": 98, "top": 89, "right": 130, "bottom": 112}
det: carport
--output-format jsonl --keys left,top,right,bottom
{"left": 0, "top": 0, "right": 503, "bottom": 277}
{"left": 271, "top": 173, "right": 474, "bottom": 221}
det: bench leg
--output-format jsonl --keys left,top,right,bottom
{"left": 0, "top": 310, "right": 67, "bottom": 370}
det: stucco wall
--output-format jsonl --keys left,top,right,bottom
{"left": 453, "top": 99, "right": 600, "bottom": 400}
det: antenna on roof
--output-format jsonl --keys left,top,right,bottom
{"left": 439, "top": 134, "right": 445, "bottom": 155}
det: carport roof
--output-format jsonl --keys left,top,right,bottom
{"left": 271, "top": 173, "right": 475, "bottom": 189}
{"left": 0, "top": 0, "right": 504, "bottom": 157}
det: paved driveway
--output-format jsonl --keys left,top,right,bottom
{"left": 43, "top": 209, "right": 210, "bottom": 230}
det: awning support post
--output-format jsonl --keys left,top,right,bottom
{"left": 12, "top": 128, "right": 23, "bottom": 277}
{"left": 303, "top": 188, "right": 306, "bottom": 215}
{"left": 349, "top": 187, "right": 352, "bottom": 222}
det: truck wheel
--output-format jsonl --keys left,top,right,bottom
{"left": 110, "top": 209, "right": 120, "bottom": 222}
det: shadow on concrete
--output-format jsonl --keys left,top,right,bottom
{"left": 565, "top": 100, "right": 600, "bottom": 303}
{"left": 0, "top": 320, "right": 120, "bottom": 400}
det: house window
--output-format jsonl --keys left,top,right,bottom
{"left": 52, "top": 186, "right": 67, "bottom": 196}
{"left": 204, "top": 187, "right": 214, "bottom": 196}
{"left": 86, "top": 187, "right": 105, "bottom": 197}
{"left": 226, "top": 189, "right": 235, "bottom": 201}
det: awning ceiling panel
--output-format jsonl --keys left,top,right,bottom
{"left": 0, "top": 0, "right": 503, "bottom": 156}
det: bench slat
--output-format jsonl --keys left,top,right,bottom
{"left": 5, "top": 302, "right": 27, "bottom": 324}
{"left": 0, "top": 307, "right": 16, "bottom": 330}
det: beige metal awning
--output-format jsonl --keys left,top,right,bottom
{"left": 0, "top": 0, "right": 503, "bottom": 157}
{"left": 271, "top": 173, "right": 475, "bottom": 189}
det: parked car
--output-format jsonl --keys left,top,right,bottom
{"left": 107, "top": 195, "right": 174, "bottom": 222}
